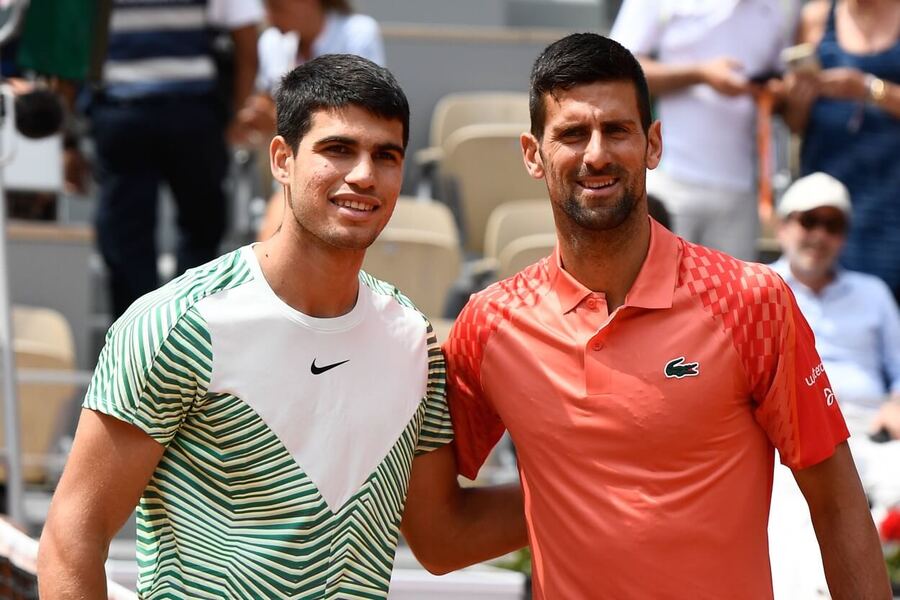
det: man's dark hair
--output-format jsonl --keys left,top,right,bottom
{"left": 274, "top": 54, "right": 409, "bottom": 151}
{"left": 529, "top": 33, "right": 652, "bottom": 139}
{"left": 322, "top": 0, "right": 352, "bottom": 14}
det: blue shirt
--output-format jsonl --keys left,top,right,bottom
{"left": 771, "top": 258, "right": 900, "bottom": 414}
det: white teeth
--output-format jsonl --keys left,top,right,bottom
{"left": 335, "top": 199, "right": 374, "bottom": 211}
{"left": 582, "top": 180, "right": 616, "bottom": 190}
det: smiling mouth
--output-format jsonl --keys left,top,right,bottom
{"left": 578, "top": 178, "right": 618, "bottom": 190}
{"left": 331, "top": 198, "right": 376, "bottom": 212}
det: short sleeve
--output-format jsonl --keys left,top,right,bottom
{"left": 414, "top": 326, "right": 454, "bottom": 455}
{"left": 609, "top": 0, "right": 665, "bottom": 56}
{"left": 83, "top": 306, "right": 211, "bottom": 446}
{"left": 443, "top": 299, "right": 507, "bottom": 480}
{"left": 753, "top": 280, "right": 849, "bottom": 470}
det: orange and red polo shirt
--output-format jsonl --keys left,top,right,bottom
{"left": 444, "top": 219, "right": 848, "bottom": 600}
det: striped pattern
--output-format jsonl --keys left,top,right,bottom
{"left": 85, "top": 251, "right": 453, "bottom": 598}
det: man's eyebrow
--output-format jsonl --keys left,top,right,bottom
{"left": 314, "top": 135, "right": 358, "bottom": 147}
{"left": 376, "top": 142, "right": 406, "bottom": 158}
{"left": 314, "top": 136, "right": 405, "bottom": 157}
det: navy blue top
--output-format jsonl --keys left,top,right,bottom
{"left": 800, "top": 0, "right": 900, "bottom": 296}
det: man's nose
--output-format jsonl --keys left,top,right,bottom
{"left": 583, "top": 130, "right": 610, "bottom": 169}
{"left": 346, "top": 154, "right": 376, "bottom": 188}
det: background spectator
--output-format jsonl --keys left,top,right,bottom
{"left": 783, "top": 0, "right": 900, "bottom": 303}
{"left": 611, "top": 0, "right": 800, "bottom": 261}
{"left": 90, "top": 0, "right": 262, "bottom": 318}
{"left": 770, "top": 172, "right": 900, "bottom": 431}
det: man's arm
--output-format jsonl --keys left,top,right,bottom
{"left": 37, "top": 409, "right": 165, "bottom": 598}
{"left": 229, "top": 24, "right": 258, "bottom": 115}
{"left": 638, "top": 56, "right": 751, "bottom": 97}
{"left": 400, "top": 444, "right": 527, "bottom": 575}
{"left": 793, "top": 441, "right": 892, "bottom": 599}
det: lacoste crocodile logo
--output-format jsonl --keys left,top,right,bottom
{"left": 664, "top": 357, "right": 700, "bottom": 379}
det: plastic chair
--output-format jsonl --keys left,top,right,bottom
{"left": 440, "top": 123, "right": 547, "bottom": 255}
{"left": 415, "top": 92, "right": 530, "bottom": 198}
{"left": 483, "top": 199, "right": 555, "bottom": 263}
{"left": 0, "top": 306, "right": 76, "bottom": 484}
{"left": 496, "top": 233, "right": 557, "bottom": 280}
{"left": 364, "top": 199, "right": 463, "bottom": 318}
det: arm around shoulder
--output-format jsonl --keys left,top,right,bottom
{"left": 793, "top": 442, "right": 892, "bottom": 599}
{"left": 37, "top": 409, "right": 165, "bottom": 599}
{"left": 400, "top": 444, "right": 527, "bottom": 575}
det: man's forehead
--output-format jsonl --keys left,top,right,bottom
{"left": 306, "top": 106, "right": 404, "bottom": 141}
{"left": 544, "top": 81, "right": 639, "bottom": 120}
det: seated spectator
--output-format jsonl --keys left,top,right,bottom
{"left": 768, "top": 172, "right": 900, "bottom": 598}
{"left": 770, "top": 172, "right": 900, "bottom": 436}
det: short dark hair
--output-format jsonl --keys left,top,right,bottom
{"left": 321, "top": 0, "right": 352, "bottom": 14}
{"left": 529, "top": 33, "right": 652, "bottom": 139}
{"left": 274, "top": 54, "right": 410, "bottom": 151}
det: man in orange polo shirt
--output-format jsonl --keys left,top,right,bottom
{"left": 443, "top": 33, "right": 891, "bottom": 599}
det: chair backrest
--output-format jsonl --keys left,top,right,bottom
{"left": 0, "top": 307, "right": 76, "bottom": 484}
{"left": 441, "top": 123, "right": 547, "bottom": 254}
{"left": 483, "top": 199, "right": 555, "bottom": 260}
{"left": 497, "top": 233, "right": 557, "bottom": 280}
{"left": 384, "top": 197, "right": 459, "bottom": 238}
{"left": 363, "top": 229, "right": 462, "bottom": 319}
{"left": 429, "top": 92, "right": 531, "bottom": 150}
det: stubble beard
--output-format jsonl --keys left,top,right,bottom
{"left": 559, "top": 169, "right": 644, "bottom": 234}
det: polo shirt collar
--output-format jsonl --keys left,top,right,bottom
{"left": 550, "top": 218, "right": 679, "bottom": 314}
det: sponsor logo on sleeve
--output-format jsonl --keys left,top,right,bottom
{"left": 804, "top": 362, "right": 826, "bottom": 387}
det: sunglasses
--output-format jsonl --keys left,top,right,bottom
{"left": 793, "top": 212, "right": 848, "bottom": 235}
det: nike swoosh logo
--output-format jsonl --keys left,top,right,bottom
{"left": 310, "top": 358, "right": 350, "bottom": 375}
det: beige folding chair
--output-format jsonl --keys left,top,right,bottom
{"left": 365, "top": 198, "right": 463, "bottom": 319}
{"left": 385, "top": 196, "right": 459, "bottom": 237}
{"left": 440, "top": 123, "right": 547, "bottom": 255}
{"left": 0, "top": 307, "right": 76, "bottom": 484}
{"left": 415, "top": 91, "right": 531, "bottom": 166}
{"left": 483, "top": 199, "right": 555, "bottom": 263}
{"left": 497, "top": 233, "right": 557, "bottom": 280}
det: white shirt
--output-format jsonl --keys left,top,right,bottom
{"left": 771, "top": 259, "right": 900, "bottom": 414}
{"left": 611, "top": 0, "right": 798, "bottom": 191}
{"left": 207, "top": 0, "right": 264, "bottom": 30}
{"left": 257, "top": 12, "right": 385, "bottom": 92}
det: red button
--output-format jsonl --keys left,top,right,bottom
{"left": 586, "top": 299, "right": 597, "bottom": 309}
{"left": 591, "top": 342, "right": 603, "bottom": 351}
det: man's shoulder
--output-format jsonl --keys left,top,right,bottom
{"left": 111, "top": 249, "right": 252, "bottom": 343}
{"left": 464, "top": 257, "right": 552, "bottom": 323}
{"left": 839, "top": 269, "right": 897, "bottom": 304}
{"left": 679, "top": 239, "right": 786, "bottom": 298}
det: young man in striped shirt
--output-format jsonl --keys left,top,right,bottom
{"left": 38, "top": 54, "right": 525, "bottom": 599}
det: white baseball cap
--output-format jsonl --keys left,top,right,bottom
{"left": 776, "top": 172, "right": 851, "bottom": 219}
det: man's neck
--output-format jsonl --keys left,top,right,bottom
{"left": 254, "top": 226, "right": 363, "bottom": 318}
{"left": 556, "top": 211, "right": 651, "bottom": 313}
{"left": 789, "top": 264, "right": 837, "bottom": 296}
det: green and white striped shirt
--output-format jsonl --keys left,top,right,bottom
{"left": 85, "top": 246, "right": 453, "bottom": 599}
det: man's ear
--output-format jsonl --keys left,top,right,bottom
{"left": 270, "top": 135, "right": 293, "bottom": 185}
{"left": 521, "top": 132, "right": 544, "bottom": 180}
{"left": 646, "top": 120, "right": 663, "bottom": 170}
